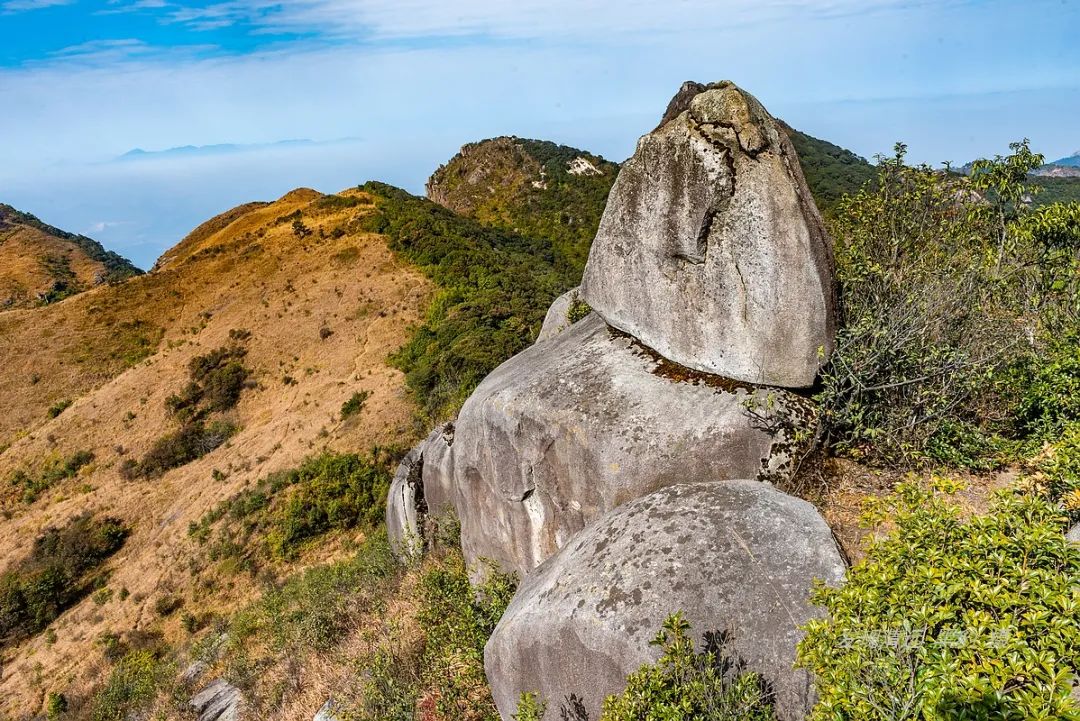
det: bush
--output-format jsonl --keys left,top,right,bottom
{"left": 340, "top": 390, "right": 371, "bottom": 420}
{"left": 133, "top": 420, "right": 236, "bottom": 478}
{"left": 266, "top": 452, "right": 393, "bottom": 559}
{"left": 10, "top": 449, "right": 95, "bottom": 502}
{"left": 90, "top": 649, "right": 173, "bottom": 721}
{"left": 798, "top": 480, "right": 1080, "bottom": 720}
{"left": 47, "top": 399, "right": 73, "bottom": 418}
{"left": 361, "top": 182, "right": 566, "bottom": 420}
{"left": 597, "top": 613, "right": 775, "bottom": 721}
{"left": 0, "top": 514, "right": 128, "bottom": 648}
{"left": 357, "top": 523, "right": 516, "bottom": 721}
{"left": 818, "top": 141, "right": 1080, "bottom": 467}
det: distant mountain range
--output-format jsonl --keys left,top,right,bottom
{"left": 1032, "top": 152, "right": 1080, "bottom": 178}
{"left": 117, "top": 138, "right": 360, "bottom": 161}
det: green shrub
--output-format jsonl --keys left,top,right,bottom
{"left": 90, "top": 650, "right": 173, "bottom": 721}
{"left": 266, "top": 452, "right": 392, "bottom": 559}
{"left": 11, "top": 449, "right": 96, "bottom": 502}
{"left": 46, "top": 691, "right": 68, "bottom": 720}
{"left": 361, "top": 181, "right": 566, "bottom": 420}
{"left": 818, "top": 141, "right": 1080, "bottom": 467}
{"left": 133, "top": 420, "right": 236, "bottom": 478}
{"left": 1039, "top": 421, "right": 1080, "bottom": 515}
{"left": 340, "top": 390, "right": 371, "bottom": 420}
{"left": 357, "top": 523, "right": 515, "bottom": 721}
{"left": 566, "top": 293, "right": 591, "bottom": 324}
{"left": 798, "top": 480, "right": 1080, "bottom": 720}
{"left": 0, "top": 514, "right": 128, "bottom": 648}
{"left": 598, "top": 613, "right": 775, "bottom": 721}
{"left": 47, "top": 399, "right": 73, "bottom": 418}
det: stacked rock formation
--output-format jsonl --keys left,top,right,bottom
{"left": 388, "top": 80, "right": 846, "bottom": 721}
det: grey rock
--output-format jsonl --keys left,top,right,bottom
{"left": 1067, "top": 523, "right": 1080, "bottom": 544}
{"left": 485, "top": 480, "right": 846, "bottom": 721}
{"left": 180, "top": 659, "right": 208, "bottom": 685}
{"left": 190, "top": 678, "right": 242, "bottom": 721}
{"left": 422, "top": 313, "right": 814, "bottom": 577}
{"left": 386, "top": 441, "right": 425, "bottom": 560}
{"left": 535, "top": 286, "right": 581, "bottom": 343}
{"left": 313, "top": 699, "right": 344, "bottom": 721}
{"left": 581, "top": 80, "right": 837, "bottom": 388}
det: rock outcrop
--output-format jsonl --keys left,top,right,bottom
{"left": 1068, "top": 523, "right": 1080, "bottom": 544}
{"left": 535, "top": 286, "right": 582, "bottom": 343}
{"left": 190, "top": 679, "right": 243, "bottom": 721}
{"left": 390, "top": 80, "right": 844, "bottom": 721}
{"left": 419, "top": 313, "right": 813, "bottom": 576}
{"left": 485, "top": 480, "right": 846, "bottom": 721}
{"left": 386, "top": 442, "right": 425, "bottom": 559}
{"left": 581, "top": 81, "right": 836, "bottom": 387}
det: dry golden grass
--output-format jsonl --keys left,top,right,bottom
{"left": 0, "top": 220, "right": 113, "bottom": 310}
{"left": 0, "top": 187, "right": 433, "bottom": 717}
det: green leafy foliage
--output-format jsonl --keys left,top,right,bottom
{"left": 599, "top": 613, "right": 775, "bottom": 721}
{"left": 362, "top": 181, "right": 566, "bottom": 420}
{"left": 799, "top": 480, "right": 1080, "bottom": 721}
{"left": 89, "top": 649, "right": 174, "bottom": 721}
{"left": 129, "top": 344, "right": 250, "bottom": 478}
{"left": 818, "top": 141, "right": 1080, "bottom": 467}
{"left": 356, "top": 519, "right": 516, "bottom": 721}
{"left": 188, "top": 449, "right": 397, "bottom": 564}
{"left": 10, "top": 449, "right": 95, "bottom": 502}
{"left": 340, "top": 389, "right": 372, "bottom": 420}
{"left": 47, "top": 398, "right": 73, "bottom": 418}
{"left": 0, "top": 514, "right": 128, "bottom": 649}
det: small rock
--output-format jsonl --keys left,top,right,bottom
{"left": 180, "top": 659, "right": 208, "bottom": 685}
{"left": 1067, "top": 523, "right": 1080, "bottom": 544}
{"left": 313, "top": 698, "right": 344, "bottom": 721}
{"left": 190, "top": 678, "right": 242, "bottom": 721}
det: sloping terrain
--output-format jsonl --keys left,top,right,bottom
{"left": 0, "top": 204, "right": 141, "bottom": 310}
{"left": 0, "top": 188, "right": 432, "bottom": 716}
{"left": 426, "top": 137, "right": 619, "bottom": 282}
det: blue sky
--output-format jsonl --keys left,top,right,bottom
{"left": 1, "top": 0, "right": 1078, "bottom": 268}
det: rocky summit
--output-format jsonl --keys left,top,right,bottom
{"left": 582, "top": 81, "right": 837, "bottom": 387}
{"left": 388, "top": 80, "right": 850, "bottom": 720}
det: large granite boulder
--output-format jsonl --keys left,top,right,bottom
{"left": 421, "top": 313, "right": 814, "bottom": 577}
{"left": 386, "top": 442, "right": 425, "bottom": 559}
{"left": 581, "top": 80, "right": 837, "bottom": 388}
{"left": 485, "top": 480, "right": 846, "bottom": 721}
{"left": 535, "top": 286, "right": 583, "bottom": 343}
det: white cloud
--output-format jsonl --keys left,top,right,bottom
{"left": 161, "top": 0, "right": 960, "bottom": 39}
{"left": 2, "top": 0, "right": 73, "bottom": 12}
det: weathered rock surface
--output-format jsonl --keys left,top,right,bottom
{"left": 485, "top": 480, "right": 846, "bottom": 721}
{"left": 313, "top": 699, "right": 344, "bottom": 721}
{"left": 581, "top": 80, "right": 837, "bottom": 387}
{"left": 535, "top": 286, "right": 582, "bottom": 343}
{"left": 1068, "top": 522, "right": 1080, "bottom": 544}
{"left": 421, "top": 313, "right": 814, "bottom": 577}
{"left": 386, "top": 442, "right": 425, "bottom": 559}
{"left": 190, "top": 678, "right": 243, "bottom": 721}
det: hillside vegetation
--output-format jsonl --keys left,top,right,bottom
{"left": 0, "top": 204, "right": 141, "bottom": 310}
{"left": 2, "top": 124, "right": 1078, "bottom": 721}
{"left": 0, "top": 187, "right": 433, "bottom": 716}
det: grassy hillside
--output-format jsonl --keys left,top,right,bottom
{"left": 426, "top": 137, "right": 619, "bottom": 283}
{"left": 777, "top": 121, "right": 877, "bottom": 208}
{"left": 0, "top": 187, "right": 434, "bottom": 716}
{"left": 0, "top": 204, "right": 141, "bottom": 309}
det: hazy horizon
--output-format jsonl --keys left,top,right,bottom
{"left": 2, "top": 0, "right": 1078, "bottom": 269}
